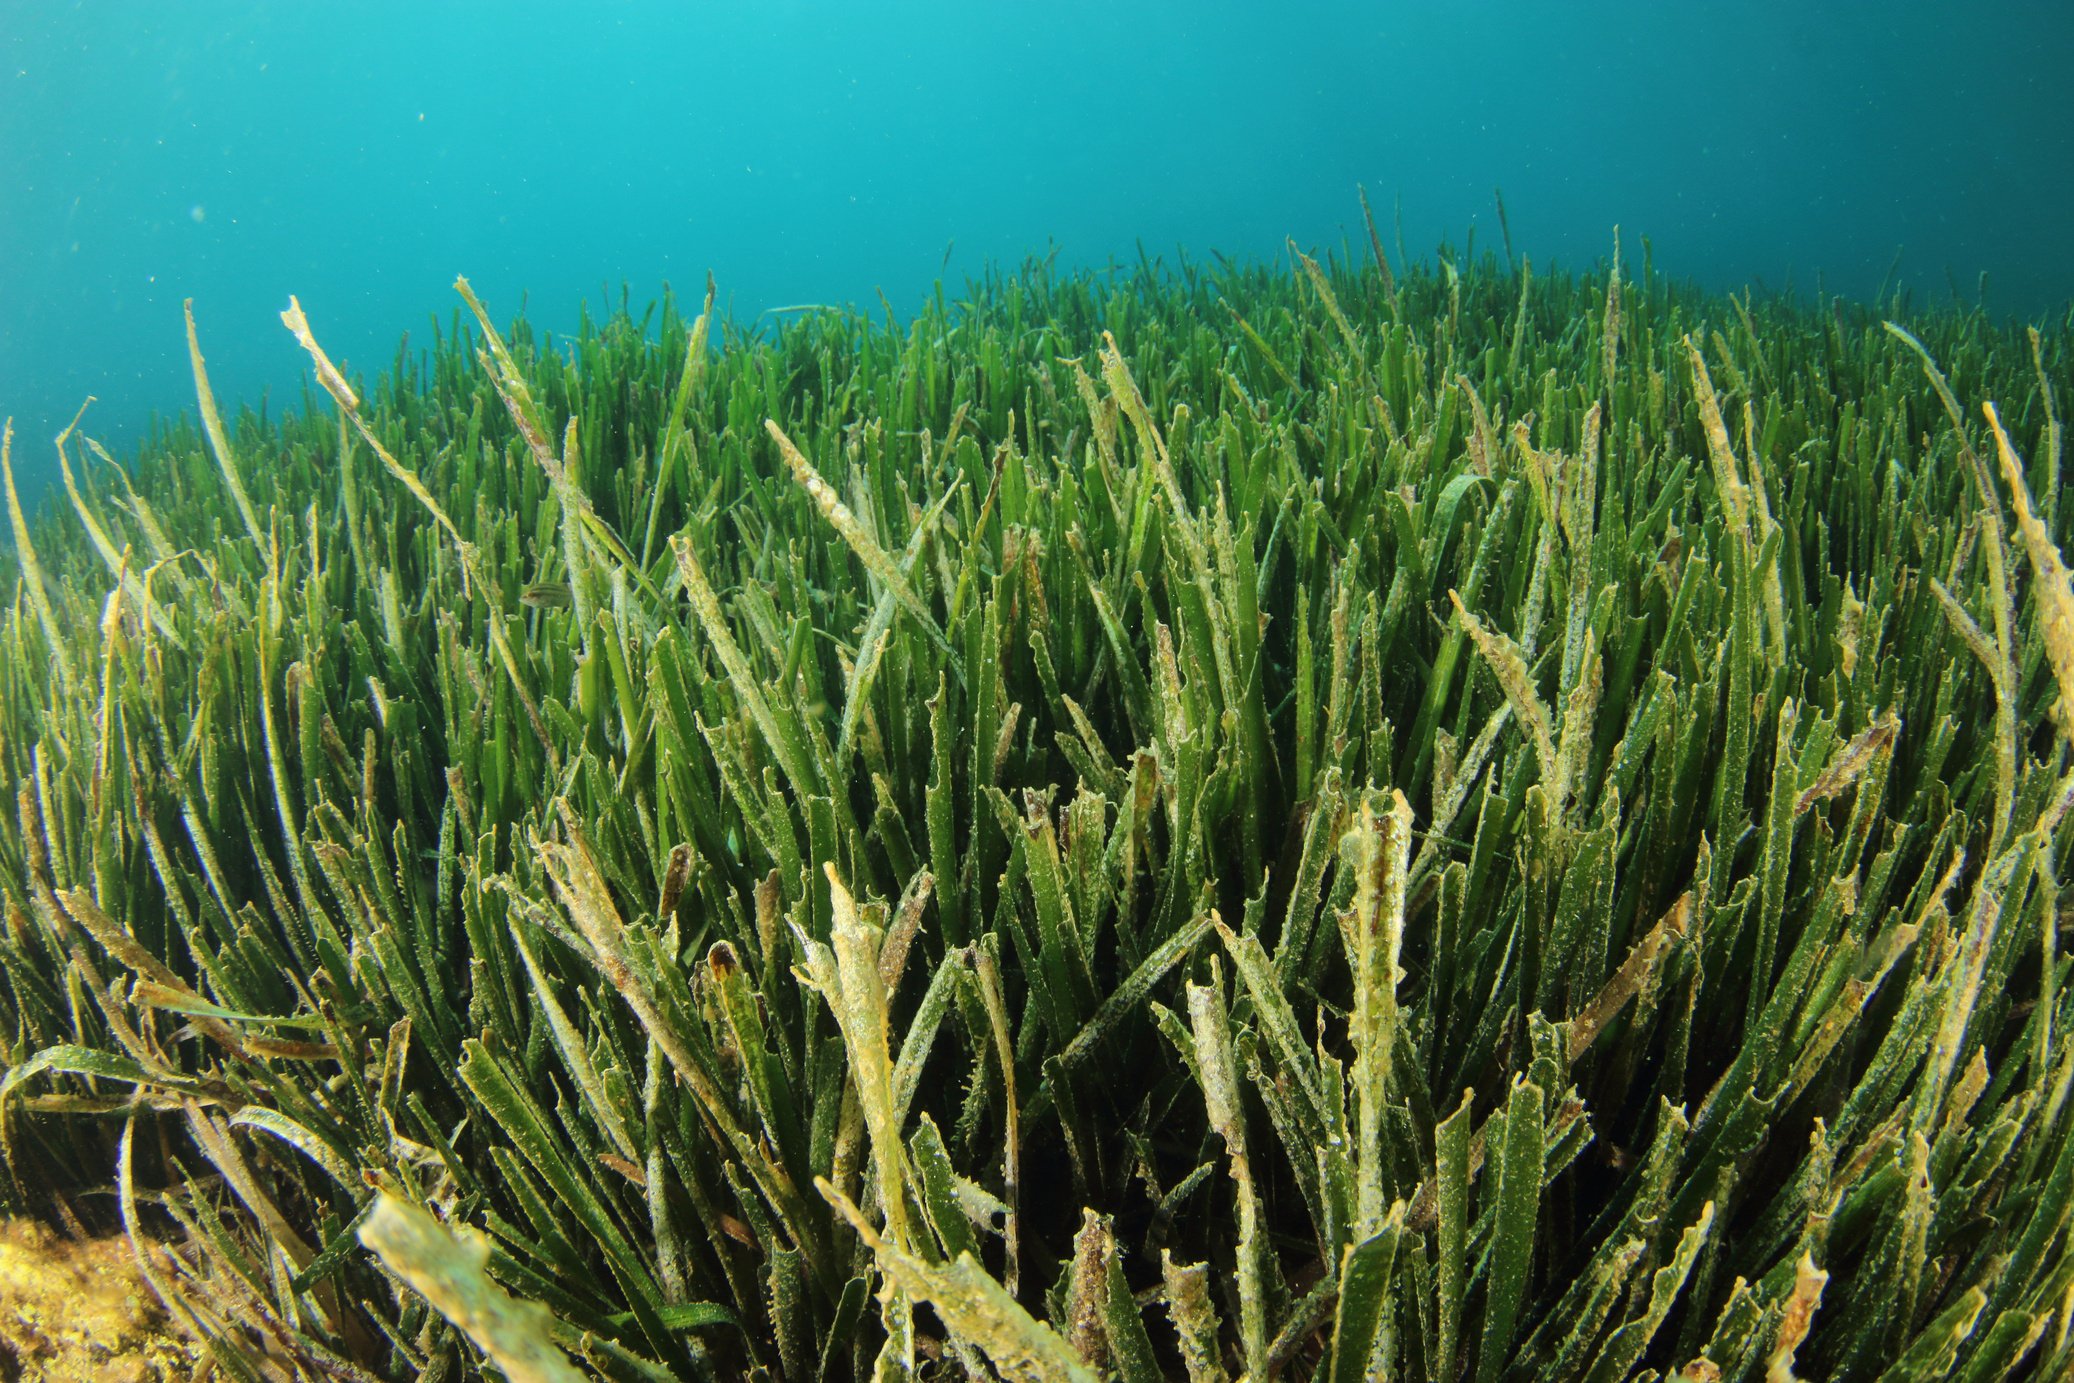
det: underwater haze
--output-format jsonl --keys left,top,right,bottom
{"left": 3, "top": 0, "right": 2071, "bottom": 503}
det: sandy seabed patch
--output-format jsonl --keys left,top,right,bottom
{"left": 0, "top": 1219, "right": 201, "bottom": 1381}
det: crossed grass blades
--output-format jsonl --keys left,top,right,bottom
{"left": 0, "top": 211, "right": 2070, "bottom": 1381}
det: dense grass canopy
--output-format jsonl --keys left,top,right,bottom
{"left": 2, "top": 229, "right": 2072, "bottom": 1381}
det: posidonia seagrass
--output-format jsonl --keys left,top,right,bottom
{"left": 1, "top": 228, "right": 2071, "bottom": 1381}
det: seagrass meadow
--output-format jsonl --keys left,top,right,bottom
{"left": 1, "top": 228, "right": 2072, "bottom": 1383}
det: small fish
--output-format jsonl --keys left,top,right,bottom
{"left": 520, "top": 581, "right": 573, "bottom": 609}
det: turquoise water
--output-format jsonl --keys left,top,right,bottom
{"left": 3, "top": 1, "right": 2070, "bottom": 503}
